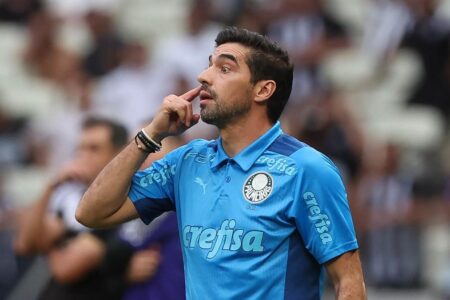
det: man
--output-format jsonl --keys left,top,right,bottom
{"left": 14, "top": 117, "right": 137, "bottom": 299}
{"left": 76, "top": 27, "right": 366, "bottom": 299}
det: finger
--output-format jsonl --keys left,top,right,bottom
{"left": 175, "top": 105, "right": 187, "bottom": 126}
{"left": 180, "top": 85, "right": 201, "bottom": 102}
{"left": 191, "top": 114, "right": 200, "bottom": 125}
{"left": 167, "top": 100, "right": 186, "bottom": 125}
{"left": 185, "top": 101, "right": 193, "bottom": 127}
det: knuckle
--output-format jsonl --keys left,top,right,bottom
{"left": 163, "top": 95, "right": 176, "bottom": 103}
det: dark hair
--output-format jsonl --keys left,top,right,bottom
{"left": 82, "top": 116, "right": 128, "bottom": 149}
{"left": 215, "top": 27, "right": 293, "bottom": 123}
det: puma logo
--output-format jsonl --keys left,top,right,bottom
{"left": 194, "top": 177, "right": 207, "bottom": 194}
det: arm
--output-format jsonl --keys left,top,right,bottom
{"left": 325, "top": 250, "right": 366, "bottom": 300}
{"left": 14, "top": 160, "right": 98, "bottom": 254}
{"left": 14, "top": 186, "right": 65, "bottom": 255}
{"left": 76, "top": 86, "right": 201, "bottom": 228}
{"left": 47, "top": 232, "right": 105, "bottom": 284}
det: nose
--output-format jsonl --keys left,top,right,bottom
{"left": 197, "top": 66, "right": 212, "bottom": 86}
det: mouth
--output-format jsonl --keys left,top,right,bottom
{"left": 199, "top": 90, "right": 213, "bottom": 101}
{"left": 199, "top": 90, "right": 214, "bottom": 107}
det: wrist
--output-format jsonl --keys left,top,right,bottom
{"left": 134, "top": 135, "right": 153, "bottom": 154}
{"left": 142, "top": 126, "right": 164, "bottom": 145}
{"left": 134, "top": 128, "right": 162, "bottom": 154}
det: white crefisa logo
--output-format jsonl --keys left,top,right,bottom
{"left": 243, "top": 172, "right": 273, "bottom": 204}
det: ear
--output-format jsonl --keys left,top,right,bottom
{"left": 253, "top": 80, "right": 276, "bottom": 103}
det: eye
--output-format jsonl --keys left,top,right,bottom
{"left": 221, "top": 65, "right": 231, "bottom": 73}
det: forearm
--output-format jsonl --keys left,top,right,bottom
{"left": 334, "top": 277, "right": 366, "bottom": 300}
{"left": 327, "top": 251, "right": 366, "bottom": 300}
{"left": 77, "top": 87, "right": 201, "bottom": 227}
{"left": 48, "top": 233, "right": 105, "bottom": 284}
{"left": 76, "top": 140, "right": 149, "bottom": 227}
{"left": 14, "top": 186, "right": 56, "bottom": 254}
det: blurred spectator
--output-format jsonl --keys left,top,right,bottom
{"left": 26, "top": 93, "right": 89, "bottom": 170}
{"left": 13, "top": 117, "right": 132, "bottom": 300}
{"left": 209, "top": 0, "right": 245, "bottom": 26}
{"left": 24, "top": 11, "right": 82, "bottom": 87}
{"left": 363, "top": 0, "right": 450, "bottom": 120}
{"left": 0, "top": 0, "right": 43, "bottom": 24}
{"left": 0, "top": 111, "right": 29, "bottom": 167}
{"left": 0, "top": 176, "right": 19, "bottom": 299}
{"left": 92, "top": 42, "right": 161, "bottom": 133}
{"left": 120, "top": 212, "right": 185, "bottom": 300}
{"left": 233, "top": 0, "right": 267, "bottom": 33}
{"left": 358, "top": 143, "right": 423, "bottom": 288}
{"left": 267, "top": 0, "right": 350, "bottom": 107}
{"left": 83, "top": 10, "right": 125, "bottom": 78}
{"left": 21, "top": 9, "right": 125, "bottom": 171}
{"left": 293, "top": 89, "right": 364, "bottom": 183}
{"left": 362, "top": 0, "right": 412, "bottom": 59}
{"left": 401, "top": 0, "right": 450, "bottom": 120}
{"left": 23, "top": 10, "right": 92, "bottom": 169}
{"left": 23, "top": 10, "right": 91, "bottom": 108}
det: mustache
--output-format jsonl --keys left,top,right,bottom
{"left": 200, "top": 84, "right": 217, "bottom": 99}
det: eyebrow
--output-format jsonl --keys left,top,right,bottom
{"left": 209, "top": 53, "right": 239, "bottom": 66}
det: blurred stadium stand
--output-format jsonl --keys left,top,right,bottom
{"left": 1, "top": 0, "right": 450, "bottom": 299}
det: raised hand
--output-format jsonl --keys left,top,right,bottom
{"left": 126, "top": 245, "right": 161, "bottom": 283}
{"left": 144, "top": 86, "right": 202, "bottom": 142}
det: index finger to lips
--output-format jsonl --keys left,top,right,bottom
{"left": 180, "top": 86, "right": 202, "bottom": 102}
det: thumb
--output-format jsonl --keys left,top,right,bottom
{"left": 191, "top": 114, "right": 201, "bottom": 125}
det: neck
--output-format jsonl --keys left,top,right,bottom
{"left": 219, "top": 114, "right": 274, "bottom": 158}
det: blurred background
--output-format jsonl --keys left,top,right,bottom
{"left": 1, "top": 0, "right": 450, "bottom": 299}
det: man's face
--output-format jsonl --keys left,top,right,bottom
{"left": 197, "top": 43, "right": 254, "bottom": 128}
{"left": 75, "top": 125, "right": 117, "bottom": 182}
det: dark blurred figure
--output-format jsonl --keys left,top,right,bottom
{"left": 83, "top": 10, "right": 125, "bottom": 78}
{"left": 358, "top": 143, "right": 423, "bottom": 288}
{"left": 13, "top": 117, "right": 132, "bottom": 300}
{"left": 0, "top": 0, "right": 42, "bottom": 24}
{"left": 22, "top": 10, "right": 92, "bottom": 169}
{"left": 0, "top": 105, "right": 30, "bottom": 298}
{"left": 400, "top": 0, "right": 450, "bottom": 120}
{"left": 24, "top": 11, "right": 79, "bottom": 84}
{"left": 295, "top": 90, "right": 364, "bottom": 183}
{"left": 364, "top": 0, "right": 450, "bottom": 121}
{"left": 233, "top": 0, "right": 267, "bottom": 33}
{"left": 267, "top": 0, "right": 349, "bottom": 106}
{"left": 209, "top": 0, "right": 245, "bottom": 26}
{"left": 121, "top": 213, "right": 185, "bottom": 300}
{"left": 23, "top": 10, "right": 90, "bottom": 106}
{"left": 0, "top": 176, "right": 19, "bottom": 299}
{"left": 0, "top": 110, "right": 29, "bottom": 167}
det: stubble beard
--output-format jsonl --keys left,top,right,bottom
{"left": 200, "top": 91, "right": 252, "bottom": 129}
